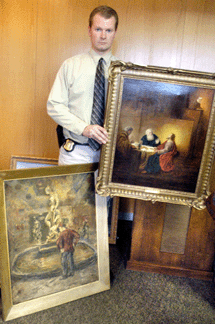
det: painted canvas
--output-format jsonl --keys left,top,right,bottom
{"left": 112, "top": 78, "right": 214, "bottom": 193}
{"left": 0, "top": 164, "right": 110, "bottom": 321}
{"left": 10, "top": 155, "right": 118, "bottom": 243}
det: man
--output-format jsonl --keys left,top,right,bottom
{"left": 56, "top": 224, "right": 80, "bottom": 278}
{"left": 116, "top": 127, "right": 136, "bottom": 158}
{"left": 141, "top": 128, "right": 160, "bottom": 147}
{"left": 115, "top": 127, "right": 145, "bottom": 173}
{"left": 142, "top": 133, "right": 177, "bottom": 174}
{"left": 47, "top": 6, "right": 118, "bottom": 165}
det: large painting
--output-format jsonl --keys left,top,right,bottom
{"left": 0, "top": 164, "right": 110, "bottom": 321}
{"left": 96, "top": 62, "right": 215, "bottom": 209}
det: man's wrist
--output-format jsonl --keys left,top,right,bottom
{"left": 82, "top": 125, "right": 90, "bottom": 137}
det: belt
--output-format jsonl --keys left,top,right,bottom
{"left": 63, "top": 138, "right": 89, "bottom": 152}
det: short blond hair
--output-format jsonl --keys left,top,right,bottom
{"left": 89, "top": 6, "right": 118, "bottom": 30}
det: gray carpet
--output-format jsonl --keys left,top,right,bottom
{"left": 1, "top": 245, "right": 215, "bottom": 324}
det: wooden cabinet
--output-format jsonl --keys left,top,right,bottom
{"left": 126, "top": 199, "right": 215, "bottom": 280}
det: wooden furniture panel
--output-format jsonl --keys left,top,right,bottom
{"left": 126, "top": 155, "right": 215, "bottom": 279}
{"left": 129, "top": 201, "right": 166, "bottom": 263}
{"left": 127, "top": 199, "right": 215, "bottom": 280}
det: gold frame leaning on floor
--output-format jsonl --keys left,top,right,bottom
{"left": 0, "top": 163, "right": 110, "bottom": 321}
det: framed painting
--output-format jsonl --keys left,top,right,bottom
{"left": 0, "top": 163, "right": 110, "bottom": 321}
{"left": 10, "top": 155, "right": 58, "bottom": 169}
{"left": 10, "top": 155, "right": 118, "bottom": 244}
{"left": 96, "top": 61, "right": 215, "bottom": 209}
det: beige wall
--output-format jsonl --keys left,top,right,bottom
{"left": 1, "top": 0, "right": 215, "bottom": 170}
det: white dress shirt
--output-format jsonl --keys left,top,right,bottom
{"left": 47, "top": 49, "right": 117, "bottom": 144}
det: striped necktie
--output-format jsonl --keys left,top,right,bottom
{"left": 88, "top": 58, "right": 105, "bottom": 151}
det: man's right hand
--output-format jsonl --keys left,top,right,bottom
{"left": 83, "top": 125, "right": 108, "bottom": 145}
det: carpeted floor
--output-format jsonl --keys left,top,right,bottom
{"left": 1, "top": 244, "right": 215, "bottom": 324}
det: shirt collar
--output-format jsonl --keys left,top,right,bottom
{"left": 89, "top": 48, "right": 113, "bottom": 66}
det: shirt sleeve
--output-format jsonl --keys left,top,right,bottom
{"left": 47, "top": 60, "right": 89, "bottom": 136}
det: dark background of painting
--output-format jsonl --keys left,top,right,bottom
{"left": 112, "top": 78, "right": 214, "bottom": 193}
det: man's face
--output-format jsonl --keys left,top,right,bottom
{"left": 88, "top": 13, "right": 117, "bottom": 55}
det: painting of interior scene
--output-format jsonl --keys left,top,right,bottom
{"left": 4, "top": 172, "right": 98, "bottom": 304}
{"left": 112, "top": 78, "right": 215, "bottom": 193}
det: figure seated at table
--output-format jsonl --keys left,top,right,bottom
{"left": 115, "top": 126, "right": 146, "bottom": 173}
{"left": 142, "top": 133, "right": 178, "bottom": 174}
{"left": 141, "top": 128, "right": 161, "bottom": 147}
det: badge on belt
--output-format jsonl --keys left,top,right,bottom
{"left": 63, "top": 139, "right": 75, "bottom": 152}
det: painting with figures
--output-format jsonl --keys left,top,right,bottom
{"left": 97, "top": 62, "right": 215, "bottom": 209}
{"left": 112, "top": 78, "right": 214, "bottom": 193}
{"left": 0, "top": 164, "right": 109, "bottom": 321}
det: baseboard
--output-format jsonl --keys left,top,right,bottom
{"left": 126, "top": 260, "right": 214, "bottom": 281}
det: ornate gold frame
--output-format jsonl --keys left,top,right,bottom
{"left": 97, "top": 61, "right": 215, "bottom": 210}
{"left": 0, "top": 164, "right": 110, "bottom": 321}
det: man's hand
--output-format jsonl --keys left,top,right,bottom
{"left": 83, "top": 125, "right": 108, "bottom": 145}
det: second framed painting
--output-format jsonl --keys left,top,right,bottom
{"left": 0, "top": 163, "right": 110, "bottom": 321}
{"left": 10, "top": 155, "right": 119, "bottom": 244}
{"left": 97, "top": 61, "right": 215, "bottom": 209}
{"left": 10, "top": 155, "right": 58, "bottom": 169}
